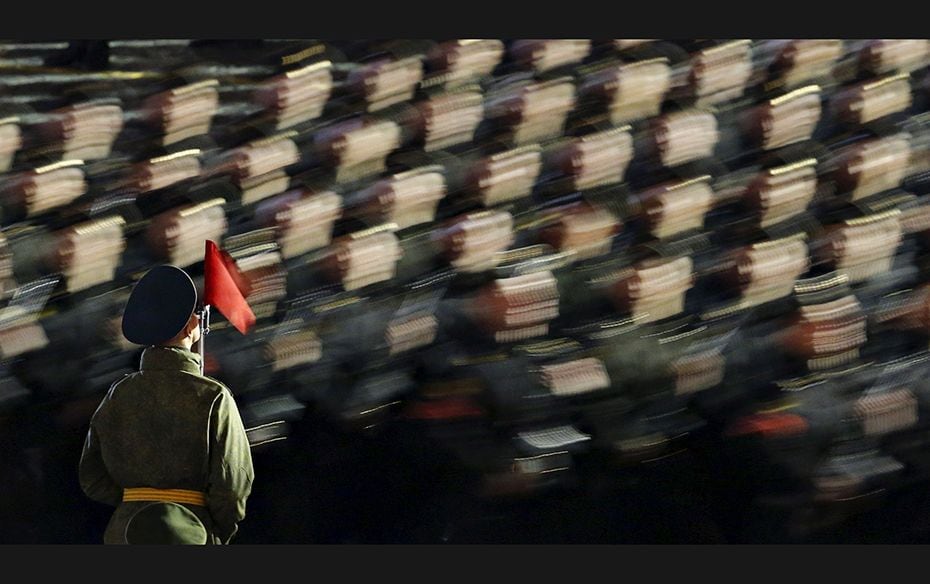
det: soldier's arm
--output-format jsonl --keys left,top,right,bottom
{"left": 206, "top": 388, "right": 255, "bottom": 544}
{"left": 78, "top": 417, "right": 123, "bottom": 507}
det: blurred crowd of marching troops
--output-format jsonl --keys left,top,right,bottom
{"left": 3, "top": 38, "right": 930, "bottom": 543}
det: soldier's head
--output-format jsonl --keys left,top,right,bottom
{"left": 121, "top": 264, "right": 202, "bottom": 350}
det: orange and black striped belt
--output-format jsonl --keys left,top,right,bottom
{"left": 122, "top": 487, "right": 207, "bottom": 507}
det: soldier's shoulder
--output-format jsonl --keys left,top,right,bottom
{"left": 108, "top": 371, "right": 139, "bottom": 392}
{"left": 179, "top": 371, "right": 233, "bottom": 396}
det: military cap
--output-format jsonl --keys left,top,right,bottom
{"left": 124, "top": 502, "right": 208, "bottom": 544}
{"left": 122, "top": 264, "right": 198, "bottom": 346}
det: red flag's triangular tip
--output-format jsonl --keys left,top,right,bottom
{"left": 204, "top": 240, "right": 256, "bottom": 335}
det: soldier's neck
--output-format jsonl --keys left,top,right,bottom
{"left": 158, "top": 339, "right": 194, "bottom": 351}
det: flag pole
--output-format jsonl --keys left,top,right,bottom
{"left": 197, "top": 303, "right": 211, "bottom": 375}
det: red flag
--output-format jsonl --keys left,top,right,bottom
{"left": 204, "top": 240, "right": 256, "bottom": 334}
{"left": 219, "top": 246, "right": 253, "bottom": 298}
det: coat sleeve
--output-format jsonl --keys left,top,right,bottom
{"left": 206, "top": 388, "right": 255, "bottom": 544}
{"left": 78, "top": 402, "right": 123, "bottom": 507}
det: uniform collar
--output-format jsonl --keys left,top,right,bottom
{"left": 140, "top": 346, "right": 203, "bottom": 375}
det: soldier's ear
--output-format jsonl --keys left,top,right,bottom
{"left": 184, "top": 313, "right": 200, "bottom": 336}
